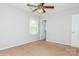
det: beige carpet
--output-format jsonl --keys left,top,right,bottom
{"left": 0, "top": 40, "right": 78, "bottom": 56}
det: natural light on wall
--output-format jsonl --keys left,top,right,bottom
{"left": 29, "top": 19, "right": 38, "bottom": 34}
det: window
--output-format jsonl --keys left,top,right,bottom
{"left": 29, "top": 19, "right": 38, "bottom": 34}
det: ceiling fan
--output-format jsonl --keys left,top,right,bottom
{"left": 27, "top": 3, "right": 54, "bottom": 14}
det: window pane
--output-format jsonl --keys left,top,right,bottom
{"left": 30, "top": 19, "right": 38, "bottom": 34}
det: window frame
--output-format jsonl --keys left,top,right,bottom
{"left": 29, "top": 19, "right": 38, "bottom": 35}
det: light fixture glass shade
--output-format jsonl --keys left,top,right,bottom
{"left": 37, "top": 8, "right": 44, "bottom": 14}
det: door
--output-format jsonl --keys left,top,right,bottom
{"left": 40, "top": 20, "right": 46, "bottom": 40}
{"left": 72, "top": 14, "right": 79, "bottom": 48}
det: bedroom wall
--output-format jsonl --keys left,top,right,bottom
{"left": 0, "top": 4, "right": 40, "bottom": 50}
{"left": 43, "top": 7, "right": 79, "bottom": 45}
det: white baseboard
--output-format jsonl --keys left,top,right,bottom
{"left": 0, "top": 39, "right": 38, "bottom": 50}
{"left": 46, "top": 40, "right": 71, "bottom": 46}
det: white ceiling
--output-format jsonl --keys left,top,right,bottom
{"left": 8, "top": 3, "right": 79, "bottom": 14}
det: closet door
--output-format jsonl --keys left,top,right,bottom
{"left": 72, "top": 14, "right": 79, "bottom": 48}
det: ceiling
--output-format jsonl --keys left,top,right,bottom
{"left": 8, "top": 3, "right": 79, "bottom": 14}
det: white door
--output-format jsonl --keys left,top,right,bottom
{"left": 72, "top": 14, "right": 79, "bottom": 48}
{"left": 40, "top": 20, "right": 46, "bottom": 40}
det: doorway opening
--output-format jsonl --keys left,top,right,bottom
{"left": 40, "top": 20, "right": 47, "bottom": 41}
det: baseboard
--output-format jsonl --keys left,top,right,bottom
{"left": 0, "top": 39, "right": 38, "bottom": 51}
{"left": 46, "top": 40, "right": 71, "bottom": 46}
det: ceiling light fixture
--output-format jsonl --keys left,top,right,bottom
{"left": 27, "top": 3, "right": 54, "bottom": 14}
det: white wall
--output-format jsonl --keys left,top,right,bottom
{"left": 0, "top": 4, "right": 40, "bottom": 50}
{"left": 43, "top": 8, "right": 79, "bottom": 45}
